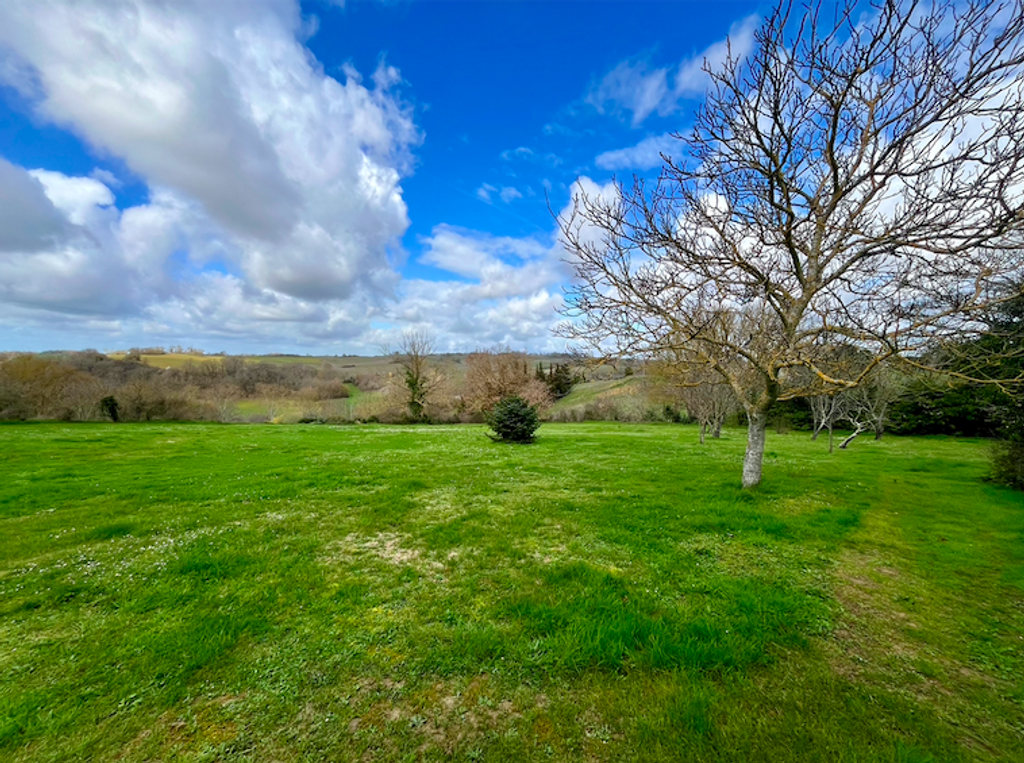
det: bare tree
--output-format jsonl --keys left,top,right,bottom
{"left": 258, "top": 383, "right": 289, "bottom": 423}
{"left": 673, "top": 370, "right": 739, "bottom": 443}
{"left": 844, "top": 363, "right": 908, "bottom": 443}
{"left": 463, "top": 347, "right": 552, "bottom": 413}
{"left": 809, "top": 393, "right": 847, "bottom": 453}
{"left": 386, "top": 330, "right": 440, "bottom": 421}
{"left": 559, "top": 0, "right": 1024, "bottom": 487}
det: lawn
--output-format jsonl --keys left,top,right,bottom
{"left": 1, "top": 422, "right": 1022, "bottom": 762}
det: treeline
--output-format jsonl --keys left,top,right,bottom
{"left": 0, "top": 348, "right": 583, "bottom": 426}
{"left": 0, "top": 352, "right": 353, "bottom": 423}
{"left": 363, "top": 350, "right": 578, "bottom": 424}
{"left": 766, "top": 380, "right": 1014, "bottom": 439}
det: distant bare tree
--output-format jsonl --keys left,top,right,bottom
{"left": 0, "top": 354, "right": 103, "bottom": 419}
{"left": 386, "top": 330, "right": 441, "bottom": 421}
{"left": 809, "top": 393, "right": 847, "bottom": 453}
{"left": 258, "top": 383, "right": 289, "bottom": 423}
{"left": 62, "top": 375, "right": 105, "bottom": 421}
{"left": 839, "top": 363, "right": 910, "bottom": 447}
{"left": 463, "top": 348, "right": 551, "bottom": 413}
{"left": 559, "top": 0, "right": 1024, "bottom": 487}
{"left": 210, "top": 386, "right": 238, "bottom": 423}
{"left": 674, "top": 370, "right": 739, "bottom": 443}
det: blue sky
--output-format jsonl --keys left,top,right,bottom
{"left": 0, "top": 0, "right": 764, "bottom": 354}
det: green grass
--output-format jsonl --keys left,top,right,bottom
{"left": 1, "top": 422, "right": 1022, "bottom": 762}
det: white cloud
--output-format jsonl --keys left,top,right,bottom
{"left": 0, "top": 1, "right": 588, "bottom": 354}
{"left": 476, "top": 183, "right": 498, "bottom": 203}
{"left": 500, "top": 146, "right": 534, "bottom": 161}
{"left": 476, "top": 183, "right": 524, "bottom": 205}
{"left": 0, "top": 157, "right": 68, "bottom": 252}
{"left": 1, "top": 167, "right": 196, "bottom": 316}
{"left": 89, "top": 168, "right": 122, "bottom": 188}
{"left": 587, "top": 60, "right": 670, "bottom": 128}
{"left": 595, "top": 133, "right": 678, "bottom": 171}
{"left": 389, "top": 279, "right": 566, "bottom": 351}
{"left": 500, "top": 145, "right": 563, "bottom": 168}
{"left": 499, "top": 186, "right": 523, "bottom": 203}
{"left": 28, "top": 169, "right": 114, "bottom": 225}
{"left": 392, "top": 224, "right": 570, "bottom": 350}
{"left": 0, "top": 0, "right": 419, "bottom": 306}
{"left": 557, "top": 176, "right": 621, "bottom": 254}
{"left": 587, "top": 15, "right": 758, "bottom": 125}
{"left": 420, "top": 225, "right": 554, "bottom": 284}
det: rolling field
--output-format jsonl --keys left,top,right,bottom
{"left": 1, "top": 422, "right": 1023, "bottom": 761}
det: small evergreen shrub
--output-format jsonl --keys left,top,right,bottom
{"left": 485, "top": 396, "right": 540, "bottom": 443}
{"left": 991, "top": 397, "right": 1024, "bottom": 490}
{"left": 991, "top": 440, "right": 1024, "bottom": 490}
{"left": 100, "top": 396, "right": 120, "bottom": 422}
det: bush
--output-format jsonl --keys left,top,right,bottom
{"left": 888, "top": 381, "right": 1003, "bottom": 436}
{"left": 485, "top": 396, "right": 540, "bottom": 443}
{"left": 300, "top": 380, "right": 350, "bottom": 401}
{"left": 99, "top": 396, "right": 120, "bottom": 422}
{"left": 991, "top": 440, "right": 1024, "bottom": 490}
{"left": 990, "top": 397, "right": 1024, "bottom": 490}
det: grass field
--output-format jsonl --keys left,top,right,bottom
{"left": 2, "top": 422, "right": 1023, "bottom": 762}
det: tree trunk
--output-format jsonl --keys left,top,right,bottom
{"left": 828, "top": 425, "right": 834, "bottom": 454}
{"left": 742, "top": 409, "right": 768, "bottom": 489}
{"left": 840, "top": 425, "right": 865, "bottom": 449}
{"left": 811, "top": 426, "right": 821, "bottom": 441}
{"left": 712, "top": 419, "right": 722, "bottom": 438}
{"left": 699, "top": 422, "right": 706, "bottom": 444}
{"left": 874, "top": 424, "right": 884, "bottom": 441}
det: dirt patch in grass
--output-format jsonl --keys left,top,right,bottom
{"left": 343, "top": 673, "right": 528, "bottom": 757}
{"left": 117, "top": 697, "right": 242, "bottom": 760}
{"left": 324, "top": 532, "right": 433, "bottom": 569}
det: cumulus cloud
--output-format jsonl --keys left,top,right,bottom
{"left": 0, "top": 158, "right": 69, "bottom": 252}
{"left": 0, "top": 0, "right": 588, "bottom": 353}
{"left": 1, "top": 166, "right": 201, "bottom": 316}
{"left": 476, "top": 183, "right": 498, "bottom": 203}
{"left": 420, "top": 225, "right": 553, "bottom": 283}
{"left": 89, "top": 168, "right": 122, "bottom": 188}
{"left": 391, "top": 278, "right": 565, "bottom": 350}
{"left": 587, "top": 14, "right": 758, "bottom": 125}
{"left": 0, "top": 0, "right": 419, "bottom": 311}
{"left": 499, "top": 187, "right": 523, "bottom": 203}
{"left": 28, "top": 170, "right": 115, "bottom": 225}
{"left": 392, "top": 224, "right": 569, "bottom": 349}
{"left": 476, "top": 183, "right": 525, "bottom": 205}
{"left": 556, "top": 176, "right": 622, "bottom": 257}
{"left": 595, "top": 133, "right": 679, "bottom": 171}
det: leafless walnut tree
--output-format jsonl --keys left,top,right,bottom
{"left": 559, "top": 0, "right": 1024, "bottom": 487}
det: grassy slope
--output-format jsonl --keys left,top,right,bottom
{"left": 1, "top": 423, "right": 1022, "bottom": 762}
{"left": 106, "top": 353, "right": 217, "bottom": 369}
{"left": 547, "top": 377, "right": 648, "bottom": 413}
